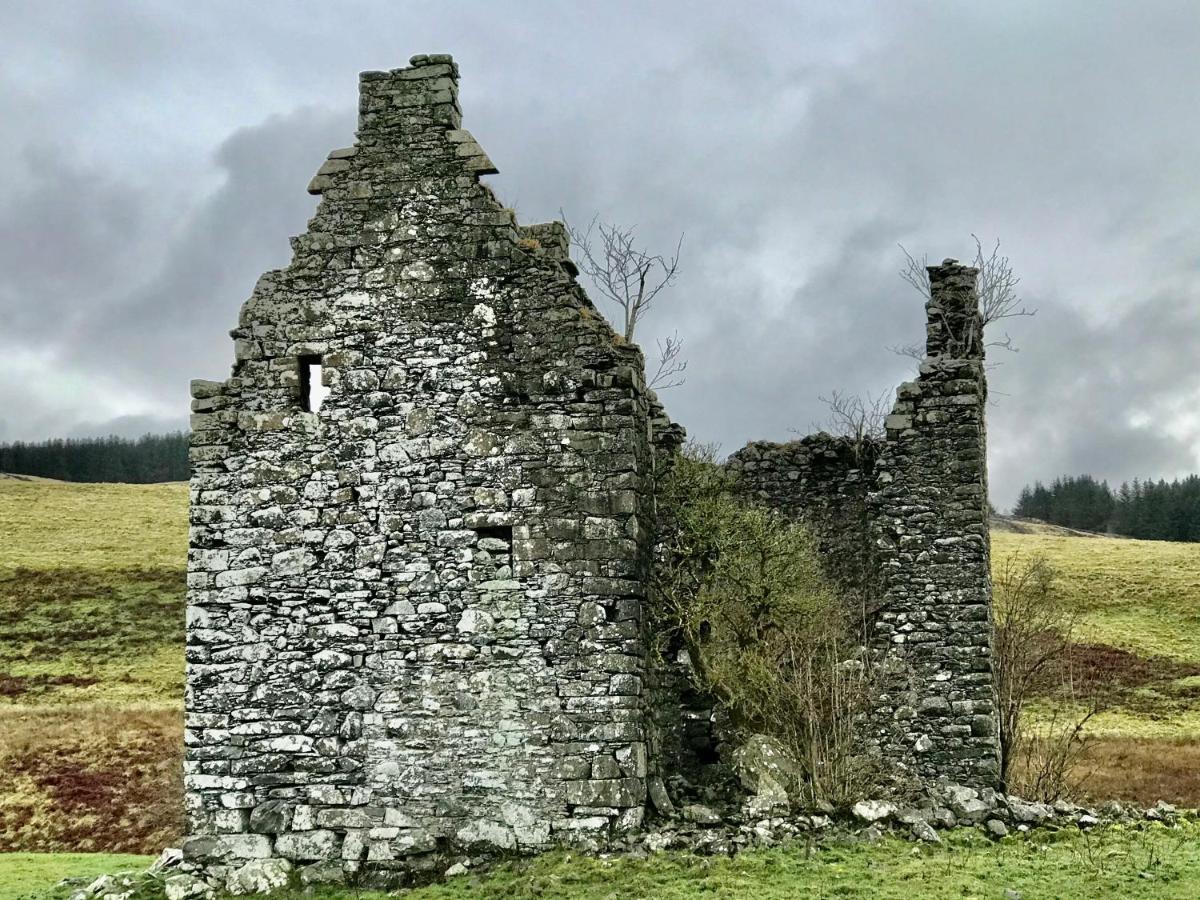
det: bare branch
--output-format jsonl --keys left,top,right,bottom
{"left": 649, "top": 331, "right": 688, "bottom": 390}
{"left": 809, "top": 390, "right": 889, "bottom": 450}
{"left": 972, "top": 234, "right": 1035, "bottom": 329}
{"left": 893, "top": 237, "right": 1036, "bottom": 359}
{"left": 885, "top": 341, "right": 924, "bottom": 361}
{"left": 898, "top": 243, "right": 931, "bottom": 301}
{"left": 562, "top": 212, "right": 683, "bottom": 343}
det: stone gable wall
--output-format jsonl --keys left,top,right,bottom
{"left": 185, "top": 55, "right": 679, "bottom": 880}
{"left": 185, "top": 54, "right": 999, "bottom": 882}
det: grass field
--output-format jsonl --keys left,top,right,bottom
{"left": 0, "top": 852, "right": 153, "bottom": 900}
{"left": 1, "top": 479, "right": 1199, "bottom": 896}
{"left": 10, "top": 826, "right": 1200, "bottom": 900}
{"left": 992, "top": 526, "right": 1200, "bottom": 805}
{"left": 0, "top": 479, "right": 186, "bottom": 854}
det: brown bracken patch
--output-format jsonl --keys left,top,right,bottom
{"left": 0, "top": 706, "right": 183, "bottom": 853}
{"left": 1031, "top": 640, "right": 1200, "bottom": 699}
{"left": 0, "top": 673, "right": 102, "bottom": 698}
{"left": 1079, "top": 737, "right": 1200, "bottom": 808}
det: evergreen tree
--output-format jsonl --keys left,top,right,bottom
{"left": 0, "top": 432, "right": 189, "bottom": 483}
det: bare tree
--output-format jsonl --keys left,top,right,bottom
{"left": 993, "top": 552, "right": 1103, "bottom": 798}
{"left": 891, "top": 235, "right": 1035, "bottom": 360}
{"left": 564, "top": 214, "right": 683, "bottom": 343}
{"left": 811, "top": 390, "right": 890, "bottom": 448}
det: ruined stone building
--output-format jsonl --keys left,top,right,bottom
{"left": 185, "top": 55, "right": 997, "bottom": 879}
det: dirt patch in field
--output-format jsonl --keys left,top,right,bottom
{"left": 1062, "top": 643, "right": 1200, "bottom": 691}
{"left": 1031, "top": 640, "right": 1200, "bottom": 706}
{"left": 0, "top": 674, "right": 102, "bottom": 698}
{"left": 1078, "top": 737, "right": 1200, "bottom": 808}
{"left": 0, "top": 706, "right": 183, "bottom": 853}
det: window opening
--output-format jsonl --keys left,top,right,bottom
{"left": 299, "top": 355, "right": 330, "bottom": 412}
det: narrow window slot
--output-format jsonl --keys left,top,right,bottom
{"left": 299, "top": 355, "right": 330, "bottom": 412}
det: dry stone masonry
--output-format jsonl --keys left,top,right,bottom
{"left": 731, "top": 261, "right": 999, "bottom": 787}
{"left": 186, "top": 55, "right": 682, "bottom": 882}
{"left": 869, "top": 262, "right": 997, "bottom": 785}
{"left": 185, "top": 55, "right": 998, "bottom": 882}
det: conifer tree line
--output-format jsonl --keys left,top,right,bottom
{"left": 1013, "top": 473, "right": 1200, "bottom": 542}
{"left": 0, "top": 432, "right": 189, "bottom": 483}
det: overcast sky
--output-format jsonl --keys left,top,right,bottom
{"left": 1, "top": 1, "right": 1198, "bottom": 509}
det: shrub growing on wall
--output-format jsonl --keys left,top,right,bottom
{"left": 652, "top": 445, "right": 880, "bottom": 804}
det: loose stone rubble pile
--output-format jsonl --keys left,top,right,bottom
{"left": 64, "top": 795, "right": 1192, "bottom": 898}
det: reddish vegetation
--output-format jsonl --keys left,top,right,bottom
{"left": 1030, "top": 639, "right": 1200, "bottom": 706}
{"left": 1061, "top": 643, "right": 1200, "bottom": 693}
{"left": 0, "top": 707, "right": 182, "bottom": 853}
{"left": 1080, "top": 738, "right": 1200, "bottom": 808}
{"left": 0, "top": 673, "right": 101, "bottom": 698}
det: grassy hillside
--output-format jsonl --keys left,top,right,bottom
{"left": 993, "top": 527, "right": 1200, "bottom": 805}
{"left": 1, "top": 480, "right": 1198, "bottom": 862}
{"left": 0, "top": 479, "right": 186, "bottom": 854}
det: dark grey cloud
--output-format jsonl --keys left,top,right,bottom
{"left": 1, "top": 1, "right": 1198, "bottom": 509}
{"left": 73, "top": 106, "right": 354, "bottom": 397}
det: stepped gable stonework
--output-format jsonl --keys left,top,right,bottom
{"left": 185, "top": 55, "right": 683, "bottom": 881}
{"left": 728, "top": 261, "right": 1000, "bottom": 788}
{"left": 185, "top": 54, "right": 999, "bottom": 882}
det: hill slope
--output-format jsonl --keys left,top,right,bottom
{"left": 0, "top": 479, "right": 186, "bottom": 853}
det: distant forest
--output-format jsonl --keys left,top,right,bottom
{"left": 0, "top": 432, "right": 189, "bottom": 483}
{"left": 1014, "top": 473, "right": 1200, "bottom": 542}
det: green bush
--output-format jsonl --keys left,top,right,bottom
{"left": 652, "top": 445, "right": 880, "bottom": 804}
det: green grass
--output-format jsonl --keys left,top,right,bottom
{"left": 0, "top": 480, "right": 187, "bottom": 573}
{"left": 0, "top": 479, "right": 186, "bottom": 706}
{"left": 0, "top": 852, "right": 152, "bottom": 900}
{"left": 21, "top": 826, "right": 1200, "bottom": 900}
{"left": 992, "top": 530, "right": 1200, "bottom": 666}
{"left": 394, "top": 826, "right": 1200, "bottom": 899}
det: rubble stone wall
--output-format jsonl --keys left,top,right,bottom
{"left": 725, "top": 262, "right": 999, "bottom": 789}
{"left": 726, "top": 434, "right": 880, "bottom": 604}
{"left": 870, "top": 261, "right": 999, "bottom": 787}
{"left": 185, "top": 55, "right": 680, "bottom": 880}
{"left": 185, "top": 54, "right": 1000, "bottom": 882}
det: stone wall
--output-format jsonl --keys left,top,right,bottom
{"left": 184, "top": 53, "right": 1001, "bottom": 882}
{"left": 724, "top": 261, "right": 999, "bottom": 789}
{"left": 184, "top": 55, "right": 681, "bottom": 881}
{"left": 869, "top": 261, "right": 999, "bottom": 787}
{"left": 726, "top": 434, "right": 880, "bottom": 606}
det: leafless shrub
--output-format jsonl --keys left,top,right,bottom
{"left": 809, "top": 390, "right": 890, "bottom": 459}
{"left": 1012, "top": 697, "right": 1097, "bottom": 803}
{"left": 993, "top": 551, "right": 1102, "bottom": 799}
{"left": 892, "top": 235, "right": 1035, "bottom": 359}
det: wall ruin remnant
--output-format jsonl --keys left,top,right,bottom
{"left": 730, "top": 261, "right": 999, "bottom": 787}
{"left": 184, "top": 55, "right": 998, "bottom": 881}
{"left": 870, "top": 261, "right": 997, "bottom": 785}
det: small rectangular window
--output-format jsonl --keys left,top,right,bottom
{"left": 299, "top": 355, "right": 329, "bottom": 412}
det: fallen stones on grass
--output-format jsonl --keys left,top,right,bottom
{"left": 986, "top": 819, "right": 1009, "bottom": 838}
{"left": 852, "top": 800, "right": 897, "bottom": 824}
